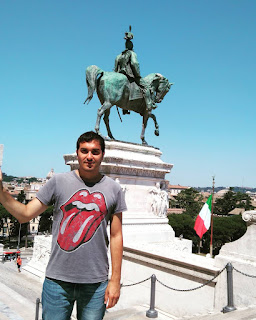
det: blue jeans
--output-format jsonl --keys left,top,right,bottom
{"left": 42, "top": 278, "right": 107, "bottom": 320}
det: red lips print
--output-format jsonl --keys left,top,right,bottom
{"left": 57, "top": 189, "right": 107, "bottom": 251}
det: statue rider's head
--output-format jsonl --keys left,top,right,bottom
{"left": 124, "top": 26, "right": 134, "bottom": 51}
{"left": 125, "top": 40, "right": 133, "bottom": 50}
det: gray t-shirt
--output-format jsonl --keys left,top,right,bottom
{"left": 36, "top": 171, "right": 127, "bottom": 283}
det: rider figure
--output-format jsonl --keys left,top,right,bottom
{"left": 114, "top": 27, "right": 155, "bottom": 113}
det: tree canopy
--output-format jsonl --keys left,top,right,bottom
{"left": 174, "top": 188, "right": 203, "bottom": 217}
{"left": 38, "top": 206, "right": 53, "bottom": 233}
{"left": 168, "top": 213, "right": 247, "bottom": 255}
{"left": 168, "top": 187, "right": 252, "bottom": 255}
{"left": 214, "top": 188, "right": 254, "bottom": 215}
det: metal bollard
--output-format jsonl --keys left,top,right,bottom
{"left": 35, "top": 298, "right": 40, "bottom": 320}
{"left": 223, "top": 263, "right": 236, "bottom": 313}
{"left": 146, "top": 274, "right": 158, "bottom": 318}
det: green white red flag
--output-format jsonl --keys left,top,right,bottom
{"left": 194, "top": 195, "right": 212, "bottom": 238}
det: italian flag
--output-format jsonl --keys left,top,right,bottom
{"left": 194, "top": 195, "right": 212, "bottom": 238}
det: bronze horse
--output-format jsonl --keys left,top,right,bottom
{"left": 84, "top": 65, "right": 172, "bottom": 145}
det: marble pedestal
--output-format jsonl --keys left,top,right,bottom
{"left": 24, "top": 235, "right": 52, "bottom": 281}
{"left": 64, "top": 140, "right": 176, "bottom": 245}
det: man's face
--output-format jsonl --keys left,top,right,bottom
{"left": 76, "top": 140, "right": 104, "bottom": 175}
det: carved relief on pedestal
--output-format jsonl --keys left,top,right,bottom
{"left": 242, "top": 210, "right": 256, "bottom": 225}
{"left": 103, "top": 165, "right": 166, "bottom": 179}
{"left": 115, "top": 178, "right": 128, "bottom": 194}
{"left": 147, "top": 182, "right": 169, "bottom": 217}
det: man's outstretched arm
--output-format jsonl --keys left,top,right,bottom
{"left": 0, "top": 169, "right": 48, "bottom": 223}
{"left": 104, "top": 212, "right": 123, "bottom": 309}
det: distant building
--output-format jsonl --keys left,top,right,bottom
{"left": 25, "top": 182, "right": 45, "bottom": 202}
{"left": 0, "top": 217, "right": 12, "bottom": 237}
{"left": 246, "top": 191, "right": 256, "bottom": 202}
{"left": 25, "top": 169, "right": 55, "bottom": 234}
{"left": 24, "top": 169, "right": 55, "bottom": 202}
{"left": 214, "top": 188, "right": 230, "bottom": 199}
{"left": 201, "top": 192, "right": 212, "bottom": 201}
{"left": 167, "top": 184, "right": 190, "bottom": 215}
{"left": 228, "top": 208, "right": 245, "bottom": 215}
{"left": 168, "top": 184, "right": 190, "bottom": 197}
{"left": 29, "top": 216, "right": 40, "bottom": 234}
{"left": 46, "top": 168, "right": 55, "bottom": 180}
{"left": 167, "top": 208, "right": 184, "bottom": 215}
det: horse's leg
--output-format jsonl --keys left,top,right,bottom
{"left": 95, "top": 101, "right": 112, "bottom": 138}
{"left": 103, "top": 109, "right": 115, "bottom": 140}
{"left": 141, "top": 111, "right": 149, "bottom": 145}
{"left": 149, "top": 113, "right": 159, "bottom": 136}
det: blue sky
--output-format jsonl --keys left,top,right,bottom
{"left": 0, "top": 0, "right": 255, "bottom": 188}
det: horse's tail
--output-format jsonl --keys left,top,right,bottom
{"left": 84, "top": 65, "right": 103, "bottom": 104}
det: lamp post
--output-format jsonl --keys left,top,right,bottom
{"left": 209, "top": 176, "right": 215, "bottom": 257}
{"left": 17, "top": 223, "right": 21, "bottom": 250}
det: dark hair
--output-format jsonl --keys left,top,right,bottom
{"left": 76, "top": 131, "right": 105, "bottom": 153}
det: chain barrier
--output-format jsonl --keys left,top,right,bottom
{"left": 121, "top": 266, "right": 226, "bottom": 291}
{"left": 233, "top": 266, "right": 256, "bottom": 278}
{"left": 121, "top": 275, "right": 151, "bottom": 287}
{"left": 119, "top": 263, "right": 256, "bottom": 317}
{"left": 156, "top": 266, "right": 226, "bottom": 292}
{"left": 120, "top": 263, "right": 256, "bottom": 291}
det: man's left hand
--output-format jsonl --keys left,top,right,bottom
{"left": 104, "top": 279, "right": 121, "bottom": 309}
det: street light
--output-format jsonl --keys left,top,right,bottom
{"left": 17, "top": 222, "right": 21, "bottom": 250}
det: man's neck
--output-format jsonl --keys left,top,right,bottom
{"left": 76, "top": 169, "right": 103, "bottom": 184}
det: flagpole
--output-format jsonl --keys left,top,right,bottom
{"left": 210, "top": 176, "right": 215, "bottom": 257}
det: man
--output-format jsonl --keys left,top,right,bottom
{"left": 114, "top": 30, "right": 155, "bottom": 113}
{"left": 0, "top": 131, "right": 127, "bottom": 320}
{"left": 16, "top": 254, "right": 22, "bottom": 272}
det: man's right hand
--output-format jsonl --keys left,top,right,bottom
{"left": 0, "top": 167, "right": 48, "bottom": 223}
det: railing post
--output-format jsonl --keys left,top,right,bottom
{"left": 146, "top": 274, "right": 158, "bottom": 318}
{"left": 35, "top": 298, "right": 40, "bottom": 320}
{"left": 223, "top": 263, "right": 236, "bottom": 313}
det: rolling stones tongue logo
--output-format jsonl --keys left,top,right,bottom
{"left": 57, "top": 189, "right": 107, "bottom": 251}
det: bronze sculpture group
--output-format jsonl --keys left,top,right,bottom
{"left": 84, "top": 26, "right": 172, "bottom": 145}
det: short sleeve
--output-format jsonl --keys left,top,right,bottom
{"left": 113, "top": 188, "right": 127, "bottom": 214}
{"left": 36, "top": 176, "right": 56, "bottom": 206}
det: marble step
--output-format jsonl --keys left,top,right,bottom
{"left": 104, "top": 306, "right": 177, "bottom": 320}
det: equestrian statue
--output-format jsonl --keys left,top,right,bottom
{"left": 84, "top": 26, "right": 173, "bottom": 145}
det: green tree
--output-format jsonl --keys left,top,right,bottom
{"left": 235, "top": 192, "right": 254, "bottom": 210}
{"left": 214, "top": 188, "right": 254, "bottom": 215}
{"left": 2, "top": 172, "right": 17, "bottom": 182}
{"left": 175, "top": 188, "right": 203, "bottom": 217}
{"left": 214, "top": 188, "right": 237, "bottom": 215}
{"left": 38, "top": 206, "right": 53, "bottom": 233}
{"left": 207, "top": 215, "right": 247, "bottom": 255}
{"left": 17, "top": 190, "right": 26, "bottom": 203}
{"left": 11, "top": 190, "right": 28, "bottom": 247}
{"left": 168, "top": 213, "right": 247, "bottom": 255}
